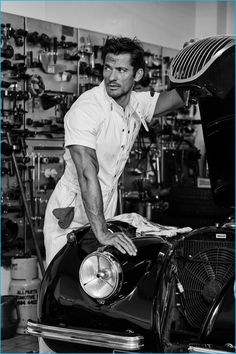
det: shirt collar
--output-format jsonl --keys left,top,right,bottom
{"left": 99, "top": 80, "right": 145, "bottom": 127}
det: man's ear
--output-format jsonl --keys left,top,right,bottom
{"left": 134, "top": 68, "right": 144, "bottom": 82}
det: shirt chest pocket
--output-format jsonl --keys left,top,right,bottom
{"left": 97, "top": 117, "right": 125, "bottom": 158}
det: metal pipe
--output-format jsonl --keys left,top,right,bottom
{"left": 6, "top": 132, "right": 45, "bottom": 276}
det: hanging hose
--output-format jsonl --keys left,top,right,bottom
{"left": 6, "top": 132, "right": 45, "bottom": 276}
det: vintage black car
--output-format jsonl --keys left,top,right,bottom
{"left": 27, "top": 35, "right": 235, "bottom": 353}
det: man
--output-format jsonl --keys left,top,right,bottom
{"left": 43, "top": 36, "right": 184, "bottom": 267}
{"left": 134, "top": 74, "right": 151, "bottom": 92}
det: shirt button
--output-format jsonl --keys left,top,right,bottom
{"left": 128, "top": 130, "right": 130, "bottom": 133}
{"left": 121, "top": 145, "right": 124, "bottom": 149}
{"left": 122, "top": 129, "right": 124, "bottom": 132}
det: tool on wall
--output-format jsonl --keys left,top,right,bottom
{"left": 27, "top": 74, "right": 45, "bottom": 97}
{"left": 38, "top": 49, "right": 66, "bottom": 74}
{"left": 1, "top": 23, "right": 14, "bottom": 59}
{"left": 53, "top": 36, "right": 58, "bottom": 64}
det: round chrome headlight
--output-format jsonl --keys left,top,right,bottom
{"left": 79, "top": 251, "right": 123, "bottom": 300}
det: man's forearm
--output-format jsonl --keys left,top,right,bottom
{"left": 80, "top": 174, "right": 108, "bottom": 240}
{"left": 69, "top": 145, "right": 108, "bottom": 240}
{"left": 154, "top": 89, "right": 184, "bottom": 117}
{"left": 68, "top": 145, "right": 137, "bottom": 256}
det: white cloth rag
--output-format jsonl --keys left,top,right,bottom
{"left": 110, "top": 213, "right": 192, "bottom": 237}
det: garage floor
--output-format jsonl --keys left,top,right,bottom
{"left": 1, "top": 334, "right": 39, "bottom": 353}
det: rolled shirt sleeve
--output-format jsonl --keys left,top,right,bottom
{"left": 64, "top": 101, "right": 103, "bottom": 150}
{"left": 136, "top": 91, "right": 160, "bottom": 122}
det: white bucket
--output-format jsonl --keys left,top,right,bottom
{"left": 9, "top": 256, "right": 41, "bottom": 334}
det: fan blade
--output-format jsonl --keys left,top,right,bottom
{"left": 200, "top": 252, "right": 215, "bottom": 280}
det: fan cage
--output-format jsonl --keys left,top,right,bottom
{"left": 178, "top": 245, "right": 234, "bottom": 329}
{"left": 180, "top": 239, "right": 234, "bottom": 262}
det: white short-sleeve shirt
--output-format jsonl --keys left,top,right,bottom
{"left": 62, "top": 80, "right": 159, "bottom": 222}
{"left": 43, "top": 81, "right": 159, "bottom": 265}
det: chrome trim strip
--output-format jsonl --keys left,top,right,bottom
{"left": 188, "top": 345, "right": 232, "bottom": 353}
{"left": 27, "top": 320, "right": 144, "bottom": 351}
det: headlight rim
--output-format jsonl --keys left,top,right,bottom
{"left": 79, "top": 250, "right": 123, "bottom": 301}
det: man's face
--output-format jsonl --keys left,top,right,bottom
{"left": 103, "top": 53, "right": 136, "bottom": 106}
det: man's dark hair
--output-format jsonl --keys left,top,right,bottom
{"left": 137, "top": 75, "right": 150, "bottom": 87}
{"left": 102, "top": 36, "right": 145, "bottom": 75}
